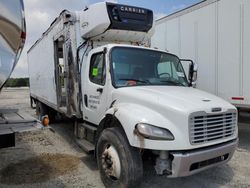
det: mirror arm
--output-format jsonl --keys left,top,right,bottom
{"left": 179, "top": 59, "right": 194, "bottom": 87}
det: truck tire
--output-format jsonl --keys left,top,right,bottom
{"left": 48, "top": 108, "right": 57, "bottom": 123}
{"left": 96, "top": 127, "right": 143, "bottom": 188}
{"left": 36, "top": 101, "right": 48, "bottom": 120}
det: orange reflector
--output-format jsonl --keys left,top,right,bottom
{"left": 42, "top": 116, "right": 49, "bottom": 126}
{"left": 232, "top": 97, "right": 244, "bottom": 101}
{"left": 21, "top": 31, "right": 26, "bottom": 39}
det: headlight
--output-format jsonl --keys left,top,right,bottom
{"left": 135, "top": 123, "right": 174, "bottom": 140}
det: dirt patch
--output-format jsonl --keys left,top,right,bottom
{"left": 0, "top": 153, "right": 80, "bottom": 185}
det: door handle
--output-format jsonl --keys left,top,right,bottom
{"left": 84, "top": 94, "right": 88, "bottom": 107}
{"left": 96, "top": 88, "right": 103, "bottom": 93}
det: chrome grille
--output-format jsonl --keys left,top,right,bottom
{"left": 190, "top": 112, "right": 237, "bottom": 144}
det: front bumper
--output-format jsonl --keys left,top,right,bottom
{"left": 169, "top": 139, "right": 238, "bottom": 177}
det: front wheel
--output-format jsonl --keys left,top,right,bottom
{"left": 96, "top": 127, "right": 143, "bottom": 188}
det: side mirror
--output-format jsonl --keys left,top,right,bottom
{"left": 189, "top": 62, "right": 198, "bottom": 83}
{"left": 180, "top": 59, "right": 198, "bottom": 87}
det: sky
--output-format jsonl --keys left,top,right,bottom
{"left": 11, "top": 0, "right": 201, "bottom": 78}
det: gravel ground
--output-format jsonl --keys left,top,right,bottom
{"left": 0, "top": 87, "right": 250, "bottom": 188}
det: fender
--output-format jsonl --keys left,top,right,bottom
{"left": 104, "top": 102, "right": 181, "bottom": 149}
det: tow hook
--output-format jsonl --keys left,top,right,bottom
{"left": 155, "top": 151, "right": 171, "bottom": 175}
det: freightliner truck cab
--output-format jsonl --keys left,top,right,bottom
{"left": 28, "top": 2, "right": 238, "bottom": 187}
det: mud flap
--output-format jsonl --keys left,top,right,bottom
{"left": 0, "top": 133, "right": 15, "bottom": 148}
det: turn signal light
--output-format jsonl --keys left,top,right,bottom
{"left": 42, "top": 115, "right": 50, "bottom": 126}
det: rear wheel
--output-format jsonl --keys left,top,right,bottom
{"left": 96, "top": 127, "right": 143, "bottom": 188}
{"left": 36, "top": 101, "right": 56, "bottom": 123}
{"left": 36, "top": 101, "right": 48, "bottom": 120}
{"left": 48, "top": 108, "right": 57, "bottom": 123}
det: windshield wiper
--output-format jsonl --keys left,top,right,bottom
{"left": 160, "top": 80, "right": 185, "bottom": 86}
{"left": 119, "top": 78, "right": 151, "bottom": 84}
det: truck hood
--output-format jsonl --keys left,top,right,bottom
{"left": 112, "top": 86, "right": 235, "bottom": 114}
{"left": 111, "top": 86, "right": 237, "bottom": 150}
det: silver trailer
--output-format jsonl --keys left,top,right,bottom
{"left": 0, "top": 0, "right": 43, "bottom": 149}
{"left": 151, "top": 0, "right": 250, "bottom": 109}
{"left": 0, "top": 0, "right": 26, "bottom": 89}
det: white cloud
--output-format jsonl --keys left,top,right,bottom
{"left": 11, "top": 0, "right": 88, "bottom": 78}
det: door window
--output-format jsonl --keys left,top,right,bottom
{"left": 89, "top": 53, "right": 106, "bottom": 86}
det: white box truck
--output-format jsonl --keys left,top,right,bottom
{"left": 0, "top": 0, "right": 43, "bottom": 149}
{"left": 151, "top": 0, "right": 250, "bottom": 109}
{"left": 28, "top": 2, "right": 238, "bottom": 187}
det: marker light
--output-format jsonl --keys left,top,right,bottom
{"left": 42, "top": 115, "right": 50, "bottom": 126}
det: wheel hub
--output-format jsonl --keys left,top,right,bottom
{"left": 101, "top": 144, "right": 121, "bottom": 180}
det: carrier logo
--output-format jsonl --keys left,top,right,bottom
{"left": 120, "top": 6, "right": 146, "bottom": 14}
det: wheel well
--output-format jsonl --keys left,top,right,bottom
{"left": 94, "top": 114, "right": 126, "bottom": 153}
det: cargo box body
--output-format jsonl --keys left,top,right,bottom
{"left": 28, "top": 3, "right": 154, "bottom": 118}
{"left": 28, "top": 10, "right": 82, "bottom": 118}
{"left": 28, "top": 24, "right": 61, "bottom": 107}
{"left": 151, "top": 0, "right": 250, "bottom": 108}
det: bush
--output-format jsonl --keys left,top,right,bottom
{"left": 5, "top": 78, "right": 29, "bottom": 87}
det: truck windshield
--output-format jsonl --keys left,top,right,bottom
{"left": 111, "top": 47, "right": 189, "bottom": 87}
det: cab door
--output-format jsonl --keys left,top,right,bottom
{"left": 82, "top": 48, "right": 108, "bottom": 125}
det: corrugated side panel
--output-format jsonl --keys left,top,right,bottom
{"left": 192, "top": 4, "right": 217, "bottom": 95}
{"left": 153, "top": 3, "right": 217, "bottom": 95}
{"left": 217, "top": 0, "right": 241, "bottom": 102}
{"left": 151, "top": 23, "right": 166, "bottom": 50}
{"left": 153, "top": 0, "right": 250, "bottom": 107}
{"left": 165, "top": 19, "right": 180, "bottom": 56}
{"left": 179, "top": 4, "right": 217, "bottom": 95}
{"left": 243, "top": 0, "right": 250, "bottom": 106}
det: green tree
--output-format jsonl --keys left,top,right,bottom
{"left": 5, "top": 78, "right": 29, "bottom": 87}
